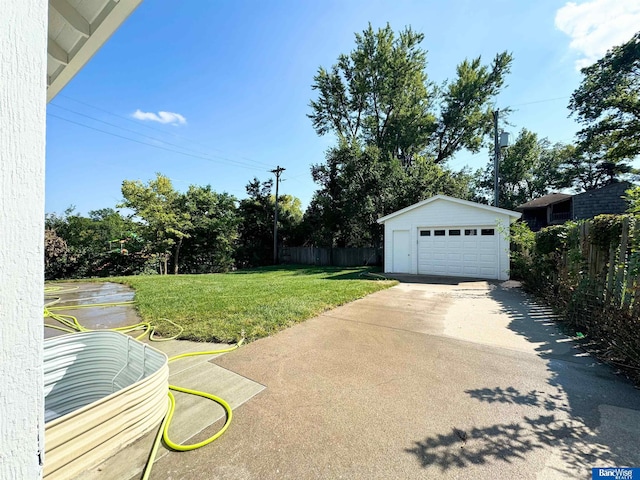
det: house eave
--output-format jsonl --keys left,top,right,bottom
{"left": 47, "top": 0, "right": 143, "bottom": 103}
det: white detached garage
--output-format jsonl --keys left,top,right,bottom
{"left": 377, "top": 195, "right": 521, "bottom": 280}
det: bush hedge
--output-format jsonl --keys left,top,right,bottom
{"left": 510, "top": 215, "right": 640, "bottom": 383}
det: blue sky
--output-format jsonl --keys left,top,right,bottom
{"left": 45, "top": 0, "right": 640, "bottom": 215}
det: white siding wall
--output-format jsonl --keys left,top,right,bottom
{"left": 0, "top": 1, "right": 47, "bottom": 478}
{"left": 382, "top": 199, "right": 512, "bottom": 280}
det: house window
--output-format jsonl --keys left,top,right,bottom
{"left": 434, "top": 230, "right": 445, "bottom": 236}
{"left": 465, "top": 229, "right": 477, "bottom": 236}
{"left": 420, "top": 230, "right": 431, "bottom": 236}
{"left": 449, "top": 229, "right": 461, "bottom": 236}
{"left": 481, "top": 229, "right": 495, "bottom": 236}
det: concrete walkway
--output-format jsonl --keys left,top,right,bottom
{"left": 149, "top": 277, "right": 640, "bottom": 480}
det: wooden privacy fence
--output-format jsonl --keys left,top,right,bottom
{"left": 553, "top": 216, "right": 639, "bottom": 312}
{"left": 588, "top": 217, "right": 638, "bottom": 309}
{"left": 531, "top": 214, "right": 640, "bottom": 380}
{"left": 279, "top": 247, "right": 381, "bottom": 267}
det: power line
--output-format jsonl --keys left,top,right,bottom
{"left": 56, "top": 94, "right": 274, "bottom": 169}
{"left": 508, "top": 95, "right": 571, "bottom": 108}
{"left": 48, "top": 103, "right": 265, "bottom": 171}
{"left": 58, "top": 93, "right": 185, "bottom": 135}
{"left": 284, "top": 171, "right": 310, "bottom": 181}
{"left": 47, "top": 113, "right": 268, "bottom": 172}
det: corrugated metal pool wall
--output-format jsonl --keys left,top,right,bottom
{"left": 44, "top": 331, "right": 168, "bottom": 479}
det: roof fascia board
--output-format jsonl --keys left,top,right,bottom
{"left": 47, "top": 0, "right": 143, "bottom": 102}
{"left": 377, "top": 195, "right": 521, "bottom": 224}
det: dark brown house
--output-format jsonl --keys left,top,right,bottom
{"left": 516, "top": 182, "right": 633, "bottom": 231}
{"left": 516, "top": 193, "right": 573, "bottom": 231}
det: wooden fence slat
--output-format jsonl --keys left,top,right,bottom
{"left": 616, "top": 217, "right": 630, "bottom": 306}
{"left": 625, "top": 219, "right": 639, "bottom": 310}
{"left": 606, "top": 244, "right": 617, "bottom": 305}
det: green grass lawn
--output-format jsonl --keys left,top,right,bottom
{"left": 106, "top": 266, "right": 397, "bottom": 343}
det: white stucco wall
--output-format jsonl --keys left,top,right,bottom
{"left": 0, "top": 1, "right": 47, "bottom": 478}
{"left": 381, "top": 198, "right": 514, "bottom": 280}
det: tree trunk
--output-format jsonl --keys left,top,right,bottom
{"left": 173, "top": 238, "right": 183, "bottom": 275}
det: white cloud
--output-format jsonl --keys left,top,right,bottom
{"left": 555, "top": 0, "right": 640, "bottom": 70}
{"left": 132, "top": 109, "right": 187, "bottom": 126}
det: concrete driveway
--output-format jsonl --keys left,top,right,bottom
{"left": 153, "top": 277, "right": 640, "bottom": 480}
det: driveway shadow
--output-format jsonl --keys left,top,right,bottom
{"left": 405, "top": 282, "right": 640, "bottom": 474}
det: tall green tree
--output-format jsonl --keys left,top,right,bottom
{"left": 87, "top": 208, "right": 141, "bottom": 251}
{"left": 307, "top": 24, "right": 508, "bottom": 246}
{"left": 569, "top": 30, "right": 640, "bottom": 170}
{"left": 559, "top": 142, "right": 635, "bottom": 192}
{"left": 272, "top": 194, "right": 305, "bottom": 247}
{"left": 179, "top": 186, "right": 239, "bottom": 273}
{"left": 432, "top": 53, "right": 513, "bottom": 163}
{"left": 237, "top": 179, "right": 276, "bottom": 267}
{"left": 309, "top": 23, "right": 513, "bottom": 164}
{"left": 237, "top": 179, "right": 303, "bottom": 266}
{"left": 478, "top": 129, "right": 570, "bottom": 209}
{"left": 304, "top": 142, "right": 474, "bottom": 247}
{"left": 309, "top": 24, "right": 435, "bottom": 163}
{"left": 120, "top": 173, "right": 192, "bottom": 274}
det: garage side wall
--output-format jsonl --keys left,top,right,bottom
{"left": 382, "top": 200, "right": 512, "bottom": 279}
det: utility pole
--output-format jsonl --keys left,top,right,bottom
{"left": 493, "top": 109, "right": 500, "bottom": 208}
{"left": 271, "top": 166, "right": 285, "bottom": 265}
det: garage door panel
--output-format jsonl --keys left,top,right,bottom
{"left": 463, "top": 266, "right": 479, "bottom": 275}
{"left": 418, "top": 226, "right": 499, "bottom": 279}
{"left": 480, "top": 267, "right": 498, "bottom": 276}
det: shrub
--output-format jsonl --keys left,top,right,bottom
{"left": 509, "top": 221, "right": 535, "bottom": 280}
{"left": 517, "top": 214, "right": 640, "bottom": 384}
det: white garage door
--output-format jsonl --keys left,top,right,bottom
{"left": 418, "top": 227, "right": 499, "bottom": 279}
